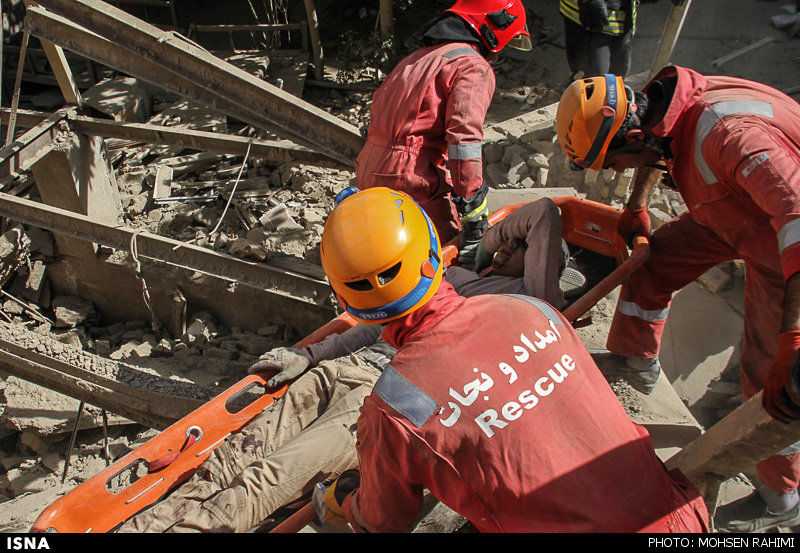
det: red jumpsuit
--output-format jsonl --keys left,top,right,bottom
{"left": 606, "top": 65, "right": 800, "bottom": 493}
{"left": 342, "top": 281, "right": 708, "bottom": 532}
{"left": 356, "top": 42, "right": 494, "bottom": 243}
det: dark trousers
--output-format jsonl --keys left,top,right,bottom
{"left": 563, "top": 16, "right": 632, "bottom": 79}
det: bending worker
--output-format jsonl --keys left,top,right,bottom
{"left": 356, "top": 0, "right": 532, "bottom": 268}
{"left": 115, "top": 197, "right": 568, "bottom": 533}
{"left": 555, "top": 66, "right": 800, "bottom": 532}
{"left": 313, "top": 186, "right": 708, "bottom": 533}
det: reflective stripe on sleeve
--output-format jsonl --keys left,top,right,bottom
{"left": 694, "top": 100, "right": 774, "bottom": 185}
{"left": 778, "top": 218, "right": 800, "bottom": 254}
{"left": 448, "top": 142, "right": 483, "bottom": 161}
{"left": 374, "top": 364, "right": 438, "bottom": 428}
{"left": 617, "top": 299, "right": 669, "bottom": 323}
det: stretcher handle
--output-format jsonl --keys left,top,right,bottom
{"left": 269, "top": 502, "right": 316, "bottom": 533}
{"left": 562, "top": 234, "right": 650, "bottom": 323}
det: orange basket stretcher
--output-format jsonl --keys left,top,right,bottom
{"left": 31, "top": 196, "right": 650, "bottom": 533}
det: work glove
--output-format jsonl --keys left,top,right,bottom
{"left": 471, "top": 238, "right": 494, "bottom": 274}
{"left": 312, "top": 469, "right": 361, "bottom": 527}
{"left": 247, "top": 346, "right": 313, "bottom": 387}
{"left": 579, "top": 0, "right": 610, "bottom": 31}
{"left": 457, "top": 217, "right": 489, "bottom": 271}
{"left": 616, "top": 206, "right": 651, "bottom": 248}
{"left": 762, "top": 331, "right": 800, "bottom": 422}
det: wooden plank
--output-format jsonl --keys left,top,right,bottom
{"left": 0, "top": 326, "right": 214, "bottom": 430}
{"left": 303, "top": 0, "right": 324, "bottom": 80}
{"left": 666, "top": 391, "right": 800, "bottom": 497}
{"left": 647, "top": 0, "right": 693, "bottom": 81}
{"left": 379, "top": 0, "right": 394, "bottom": 40}
{"left": 32, "top": 0, "right": 363, "bottom": 165}
{"left": 152, "top": 164, "right": 173, "bottom": 202}
{"left": 0, "top": 110, "right": 66, "bottom": 175}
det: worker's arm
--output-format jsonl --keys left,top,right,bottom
{"left": 340, "top": 402, "right": 426, "bottom": 533}
{"left": 617, "top": 166, "right": 661, "bottom": 246}
{"left": 248, "top": 324, "right": 384, "bottom": 387}
{"left": 763, "top": 271, "right": 800, "bottom": 421}
{"left": 305, "top": 324, "right": 384, "bottom": 364}
{"left": 626, "top": 166, "right": 662, "bottom": 211}
{"left": 444, "top": 58, "right": 495, "bottom": 203}
{"left": 445, "top": 57, "right": 495, "bottom": 268}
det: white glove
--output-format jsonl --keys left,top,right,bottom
{"left": 247, "top": 346, "right": 313, "bottom": 387}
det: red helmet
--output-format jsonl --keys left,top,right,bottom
{"left": 446, "top": 0, "right": 532, "bottom": 53}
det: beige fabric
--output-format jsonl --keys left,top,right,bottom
{"left": 117, "top": 355, "right": 381, "bottom": 533}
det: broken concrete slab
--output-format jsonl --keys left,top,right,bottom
{"left": 487, "top": 187, "right": 580, "bottom": 212}
{"left": 660, "top": 281, "right": 745, "bottom": 421}
{"left": 82, "top": 76, "right": 152, "bottom": 123}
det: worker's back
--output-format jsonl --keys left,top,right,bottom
{"left": 362, "top": 42, "right": 493, "bottom": 151}
{"left": 357, "top": 293, "right": 708, "bottom": 532}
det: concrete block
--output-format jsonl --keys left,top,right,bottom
{"left": 487, "top": 187, "right": 578, "bottom": 212}
{"left": 484, "top": 162, "right": 508, "bottom": 188}
{"left": 501, "top": 145, "right": 530, "bottom": 166}
{"left": 660, "top": 281, "right": 744, "bottom": 409}
{"left": 526, "top": 152, "right": 550, "bottom": 170}
{"left": 483, "top": 142, "right": 504, "bottom": 164}
{"left": 647, "top": 207, "right": 672, "bottom": 229}
{"left": 507, "top": 160, "right": 529, "bottom": 185}
{"left": 697, "top": 264, "right": 732, "bottom": 294}
{"left": 82, "top": 77, "right": 152, "bottom": 123}
{"left": 536, "top": 168, "right": 549, "bottom": 186}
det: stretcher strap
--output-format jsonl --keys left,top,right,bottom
{"left": 147, "top": 429, "right": 200, "bottom": 473}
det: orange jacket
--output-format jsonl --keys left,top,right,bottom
{"left": 342, "top": 282, "right": 708, "bottom": 532}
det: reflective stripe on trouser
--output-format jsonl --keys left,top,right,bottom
{"left": 116, "top": 356, "right": 381, "bottom": 532}
{"left": 606, "top": 212, "right": 800, "bottom": 492}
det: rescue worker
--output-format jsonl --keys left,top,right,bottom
{"left": 115, "top": 195, "right": 570, "bottom": 533}
{"left": 554, "top": 67, "right": 800, "bottom": 532}
{"left": 559, "top": 0, "right": 638, "bottom": 80}
{"left": 355, "top": 0, "right": 532, "bottom": 269}
{"left": 313, "top": 186, "right": 708, "bottom": 533}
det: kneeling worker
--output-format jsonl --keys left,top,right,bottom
{"left": 313, "top": 187, "right": 709, "bottom": 533}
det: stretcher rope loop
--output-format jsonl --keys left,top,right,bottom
{"left": 148, "top": 426, "right": 203, "bottom": 473}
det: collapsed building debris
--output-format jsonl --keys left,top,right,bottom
{"left": 0, "top": 0, "right": 798, "bottom": 534}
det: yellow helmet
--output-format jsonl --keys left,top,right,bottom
{"left": 556, "top": 74, "right": 629, "bottom": 171}
{"left": 321, "top": 187, "right": 443, "bottom": 324}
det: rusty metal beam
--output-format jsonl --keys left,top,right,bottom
{"left": 28, "top": 0, "right": 364, "bottom": 166}
{"left": 0, "top": 109, "right": 66, "bottom": 175}
{"left": 22, "top": 8, "right": 326, "bottom": 156}
{"left": 1, "top": 108, "right": 344, "bottom": 167}
{"left": 0, "top": 192, "right": 333, "bottom": 310}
